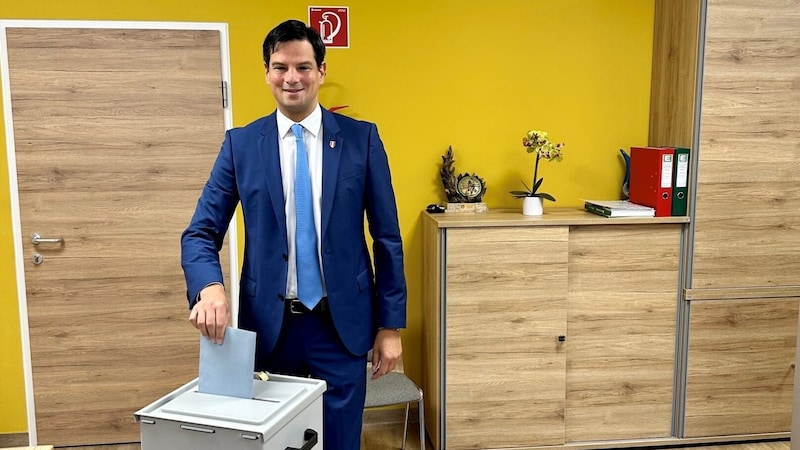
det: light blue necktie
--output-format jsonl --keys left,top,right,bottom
{"left": 292, "top": 124, "right": 323, "bottom": 309}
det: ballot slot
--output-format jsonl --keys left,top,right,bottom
{"left": 159, "top": 380, "right": 308, "bottom": 426}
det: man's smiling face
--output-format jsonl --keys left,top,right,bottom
{"left": 265, "top": 39, "right": 326, "bottom": 122}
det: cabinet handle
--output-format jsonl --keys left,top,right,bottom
{"left": 557, "top": 335, "right": 566, "bottom": 343}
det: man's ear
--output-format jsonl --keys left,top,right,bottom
{"left": 264, "top": 62, "right": 271, "bottom": 85}
{"left": 319, "top": 61, "right": 327, "bottom": 83}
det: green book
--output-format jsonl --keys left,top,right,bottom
{"left": 584, "top": 200, "right": 655, "bottom": 218}
{"left": 670, "top": 147, "right": 690, "bottom": 216}
{"left": 584, "top": 202, "right": 614, "bottom": 217}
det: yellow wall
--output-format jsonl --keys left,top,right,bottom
{"left": 0, "top": 0, "right": 654, "bottom": 433}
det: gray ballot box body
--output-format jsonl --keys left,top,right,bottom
{"left": 135, "top": 374, "right": 326, "bottom": 450}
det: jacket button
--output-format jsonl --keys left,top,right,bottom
{"left": 277, "top": 293, "right": 285, "bottom": 301}
{"left": 282, "top": 253, "right": 288, "bottom": 261}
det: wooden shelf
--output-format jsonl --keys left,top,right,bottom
{"left": 423, "top": 208, "right": 690, "bottom": 228}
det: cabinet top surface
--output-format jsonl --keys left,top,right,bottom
{"left": 422, "top": 208, "right": 690, "bottom": 228}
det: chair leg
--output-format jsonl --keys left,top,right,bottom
{"left": 418, "top": 395, "right": 426, "bottom": 450}
{"left": 401, "top": 403, "right": 410, "bottom": 450}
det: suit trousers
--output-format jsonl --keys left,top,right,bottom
{"left": 257, "top": 304, "right": 367, "bottom": 450}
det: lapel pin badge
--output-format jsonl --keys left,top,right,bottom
{"left": 329, "top": 141, "right": 336, "bottom": 149}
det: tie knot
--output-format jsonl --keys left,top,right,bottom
{"left": 291, "top": 123, "right": 304, "bottom": 139}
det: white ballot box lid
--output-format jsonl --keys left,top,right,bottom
{"left": 135, "top": 374, "right": 326, "bottom": 437}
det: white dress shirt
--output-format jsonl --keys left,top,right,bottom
{"left": 276, "top": 105, "right": 327, "bottom": 300}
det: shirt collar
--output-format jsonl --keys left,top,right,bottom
{"left": 276, "top": 104, "right": 322, "bottom": 138}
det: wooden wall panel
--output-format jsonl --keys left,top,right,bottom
{"left": 649, "top": 0, "right": 701, "bottom": 148}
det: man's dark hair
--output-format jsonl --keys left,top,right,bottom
{"left": 262, "top": 19, "right": 326, "bottom": 68}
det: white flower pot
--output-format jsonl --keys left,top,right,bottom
{"left": 522, "top": 197, "right": 544, "bottom": 216}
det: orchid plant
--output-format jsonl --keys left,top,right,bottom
{"left": 509, "top": 130, "right": 565, "bottom": 201}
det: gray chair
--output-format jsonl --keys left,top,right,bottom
{"left": 364, "top": 352, "right": 426, "bottom": 450}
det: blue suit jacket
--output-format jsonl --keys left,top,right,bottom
{"left": 181, "top": 108, "right": 407, "bottom": 357}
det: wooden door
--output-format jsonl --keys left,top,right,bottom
{"left": 444, "top": 227, "right": 568, "bottom": 449}
{"left": 4, "top": 25, "right": 230, "bottom": 446}
{"left": 684, "top": 298, "right": 798, "bottom": 437}
{"left": 566, "top": 225, "right": 679, "bottom": 441}
{"left": 691, "top": 0, "right": 800, "bottom": 289}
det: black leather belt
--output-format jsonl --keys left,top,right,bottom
{"left": 286, "top": 297, "right": 329, "bottom": 315}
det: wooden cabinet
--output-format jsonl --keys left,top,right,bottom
{"left": 421, "top": 210, "right": 687, "bottom": 449}
{"left": 649, "top": 0, "right": 800, "bottom": 441}
{"left": 417, "top": 2, "right": 800, "bottom": 447}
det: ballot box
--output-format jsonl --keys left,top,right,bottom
{"left": 135, "top": 374, "right": 326, "bottom": 450}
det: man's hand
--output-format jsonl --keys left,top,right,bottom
{"left": 188, "top": 284, "right": 230, "bottom": 344}
{"left": 370, "top": 328, "right": 402, "bottom": 379}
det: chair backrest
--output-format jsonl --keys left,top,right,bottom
{"left": 363, "top": 349, "right": 427, "bottom": 450}
{"left": 364, "top": 349, "right": 421, "bottom": 407}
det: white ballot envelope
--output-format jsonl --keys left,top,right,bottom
{"left": 198, "top": 326, "right": 256, "bottom": 399}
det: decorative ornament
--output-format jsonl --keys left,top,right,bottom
{"left": 439, "top": 146, "right": 486, "bottom": 203}
{"left": 456, "top": 174, "right": 484, "bottom": 201}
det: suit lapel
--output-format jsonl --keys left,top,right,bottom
{"left": 258, "top": 114, "right": 288, "bottom": 236}
{"left": 320, "top": 109, "right": 342, "bottom": 241}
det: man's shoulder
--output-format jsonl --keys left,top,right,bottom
{"left": 229, "top": 114, "right": 276, "bottom": 137}
{"left": 326, "top": 109, "right": 377, "bottom": 134}
{"left": 328, "top": 111, "right": 375, "bottom": 127}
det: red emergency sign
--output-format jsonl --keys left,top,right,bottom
{"left": 309, "top": 7, "right": 350, "bottom": 48}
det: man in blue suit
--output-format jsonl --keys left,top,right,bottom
{"left": 181, "top": 19, "right": 407, "bottom": 449}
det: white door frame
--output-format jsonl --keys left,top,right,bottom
{"left": 0, "top": 20, "right": 239, "bottom": 445}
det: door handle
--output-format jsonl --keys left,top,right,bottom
{"left": 31, "top": 233, "right": 63, "bottom": 245}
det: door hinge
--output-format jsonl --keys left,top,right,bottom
{"left": 221, "top": 81, "right": 229, "bottom": 108}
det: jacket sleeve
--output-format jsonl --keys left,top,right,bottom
{"left": 180, "top": 130, "right": 240, "bottom": 307}
{"left": 363, "top": 123, "right": 407, "bottom": 329}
